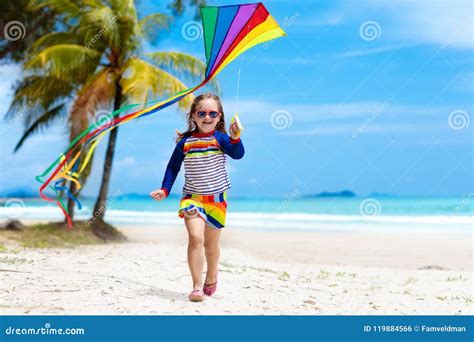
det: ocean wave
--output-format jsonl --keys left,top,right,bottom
{"left": 1, "top": 207, "right": 472, "bottom": 232}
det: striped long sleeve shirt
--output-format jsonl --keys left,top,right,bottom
{"left": 161, "top": 130, "right": 245, "bottom": 196}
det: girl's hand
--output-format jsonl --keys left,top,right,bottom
{"left": 150, "top": 189, "right": 166, "bottom": 201}
{"left": 229, "top": 121, "right": 241, "bottom": 140}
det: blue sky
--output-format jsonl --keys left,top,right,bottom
{"left": 0, "top": 0, "right": 472, "bottom": 199}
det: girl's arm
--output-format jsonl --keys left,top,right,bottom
{"left": 215, "top": 131, "right": 245, "bottom": 160}
{"left": 160, "top": 138, "right": 186, "bottom": 197}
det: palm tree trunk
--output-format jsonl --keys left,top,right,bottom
{"left": 65, "top": 181, "right": 76, "bottom": 223}
{"left": 92, "top": 79, "right": 123, "bottom": 222}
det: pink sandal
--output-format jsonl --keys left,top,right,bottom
{"left": 188, "top": 289, "right": 204, "bottom": 302}
{"left": 203, "top": 271, "right": 218, "bottom": 296}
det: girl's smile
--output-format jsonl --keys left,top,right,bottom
{"left": 193, "top": 99, "right": 221, "bottom": 133}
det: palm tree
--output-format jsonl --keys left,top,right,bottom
{"left": 6, "top": 0, "right": 216, "bottom": 238}
{"left": 0, "top": 0, "right": 58, "bottom": 62}
{"left": 169, "top": 0, "right": 205, "bottom": 18}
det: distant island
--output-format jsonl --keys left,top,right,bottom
{"left": 0, "top": 187, "right": 38, "bottom": 198}
{"left": 304, "top": 190, "right": 356, "bottom": 198}
{"left": 0, "top": 188, "right": 181, "bottom": 200}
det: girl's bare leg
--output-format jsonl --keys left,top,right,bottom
{"left": 204, "top": 225, "right": 222, "bottom": 284}
{"left": 184, "top": 215, "right": 206, "bottom": 290}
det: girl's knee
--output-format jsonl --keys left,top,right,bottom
{"left": 204, "top": 241, "right": 220, "bottom": 254}
{"left": 189, "top": 234, "right": 204, "bottom": 248}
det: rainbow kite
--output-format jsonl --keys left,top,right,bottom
{"left": 36, "top": 2, "right": 285, "bottom": 227}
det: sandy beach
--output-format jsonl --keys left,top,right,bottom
{"left": 0, "top": 221, "right": 472, "bottom": 315}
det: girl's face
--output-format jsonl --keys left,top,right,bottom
{"left": 193, "top": 98, "right": 222, "bottom": 134}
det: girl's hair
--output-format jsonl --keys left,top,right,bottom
{"left": 176, "top": 93, "right": 226, "bottom": 142}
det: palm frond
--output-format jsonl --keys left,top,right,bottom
{"left": 139, "top": 14, "right": 172, "bottom": 42}
{"left": 120, "top": 57, "right": 194, "bottom": 110}
{"left": 80, "top": 6, "right": 121, "bottom": 51}
{"left": 169, "top": 0, "right": 205, "bottom": 19}
{"left": 146, "top": 51, "right": 204, "bottom": 78}
{"left": 29, "top": 0, "right": 81, "bottom": 20}
{"left": 110, "top": 0, "right": 139, "bottom": 52}
{"left": 81, "top": 0, "right": 104, "bottom": 9}
{"left": 27, "top": 32, "right": 80, "bottom": 57}
{"left": 24, "top": 44, "right": 101, "bottom": 83}
{"left": 146, "top": 51, "right": 220, "bottom": 93}
{"left": 13, "top": 103, "right": 67, "bottom": 152}
{"left": 111, "top": 0, "right": 136, "bottom": 18}
{"left": 5, "top": 75, "right": 74, "bottom": 124}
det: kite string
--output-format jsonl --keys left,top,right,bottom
{"left": 234, "top": 53, "right": 244, "bottom": 114}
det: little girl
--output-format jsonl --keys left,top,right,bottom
{"left": 150, "top": 93, "right": 244, "bottom": 302}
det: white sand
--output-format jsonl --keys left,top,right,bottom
{"left": 0, "top": 223, "right": 472, "bottom": 315}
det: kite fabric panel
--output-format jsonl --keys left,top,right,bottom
{"left": 36, "top": 2, "right": 285, "bottom": 227}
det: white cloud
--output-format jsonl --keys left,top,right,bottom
{"left": 115, "top": 156, "right": 137, "bottom": 168}
{"left": 335, "top": 43, "right": 413, "bottom": 58}
{"left": 346, "top": 0, "right": 473, "bottom": 50}
{"left": 227, "top": 98, "right": 447, "bottom": 124}
{"left": 284, "top": 123, "right": 423, "bottom": 137}
{"left": 293, "top": 14, "right": 344, "bottom": 28}
{"left": 258, "top": 56, "right": 319, "bottom": 65}
{"left": 224, "top": 98, "right": 470, "bottom": 137}
{"left": 393, "top": 0, "right": 473, "bottom": 49}
{"left": 285, "top": 0, "right": 473, "bottom": 50}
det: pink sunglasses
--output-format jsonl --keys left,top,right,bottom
{"left": 195, "top": 110, "right": 220, "bottom": 118}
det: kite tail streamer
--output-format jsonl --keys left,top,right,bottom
{"left": 36, "top": 2, "right": 285, "bottom": 227}
{"left": 37, "top": 82, "right": 206, "bottom": 227}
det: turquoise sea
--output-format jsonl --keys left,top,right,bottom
{"left": 1, "top": 195, "right": 472, "bottom": 233}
